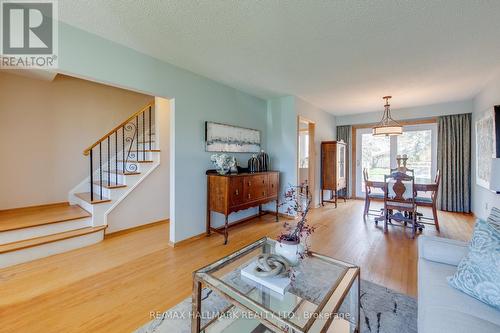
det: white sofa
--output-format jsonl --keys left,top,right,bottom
{"left": 418, "top": 236, "right": 500, "bottom": 333}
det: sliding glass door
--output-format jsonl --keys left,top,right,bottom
{"left": 355, "top": 123, "right": 437, "bottom": 197}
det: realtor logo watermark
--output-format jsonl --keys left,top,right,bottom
{"left": 0, "top": 0, "right": 58, "bottom": 68}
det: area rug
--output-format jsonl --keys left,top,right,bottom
{"left": 134, "top": 279, "right": 417, "bottom": 333}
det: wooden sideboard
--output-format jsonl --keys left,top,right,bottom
{"left": 321, "top": 141, "right": 347, "bottom": 207}
{"left": 206, "top": 171, "right": 279, "bottom": 244}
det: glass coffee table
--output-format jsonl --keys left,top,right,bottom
{"left": 192, "top": 237, "right": 360, "bottom": 333}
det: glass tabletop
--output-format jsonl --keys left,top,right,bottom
{"left": 194, "top": 238, "right": 359, "bottom": 333}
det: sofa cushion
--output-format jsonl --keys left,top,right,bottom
{"left": 448, "top": 219, "right": 500, "bottom": 310}
{"left": 418, "top": 236, "right": 468, "bottom": 266}
{"left": 419, "top": 306, "right": 500, "bottom": 333}
{"left": 418, "top": 259, "right": 500, "bottom": 333}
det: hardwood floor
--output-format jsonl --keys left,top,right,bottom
{"left": 0, "top": 200, "right": 474, "bottom": 333}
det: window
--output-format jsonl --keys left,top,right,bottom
{"left": 397, "top": 129, "right": 433, "bottom": 179}
{"left": 355, "top": 123, "right": 437, "bottom": 197}
{"left": 361, "top": 133, "right": 390, "bottom": 181}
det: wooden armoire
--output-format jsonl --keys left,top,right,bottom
{"left": 321, "top": 141, "right": 347, "bottom": 207}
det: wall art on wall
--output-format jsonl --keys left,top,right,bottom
{"left": 475, "top": 108, "right": 496, "bottom": 189}
{"left": 205, "top": 121, "right": 261, "bottom": 153}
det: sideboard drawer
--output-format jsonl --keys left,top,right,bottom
{"left": 229, "top": 177, "right": 245, "bottom": 206}
{"left": 268, "top": 173, "right": 279, "bottom": 196}
{"left": 244, "top": 174, "right": 268, "bottom": 201}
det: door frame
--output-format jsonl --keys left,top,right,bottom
{"left": 297, "top": 116, "right": 316, "bottom": 205}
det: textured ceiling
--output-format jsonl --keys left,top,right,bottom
{"left": 59, "top": 0, "right": 500, "bottom": 115}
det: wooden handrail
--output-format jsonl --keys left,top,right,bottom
{"left": 83, "top": 101, "right": 155, "bottom": 155}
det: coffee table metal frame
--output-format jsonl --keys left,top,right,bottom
{"left": 191, "top": 237, "right": 360, "bottom": 333}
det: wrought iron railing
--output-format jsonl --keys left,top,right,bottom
{"left": 83, "top": 101, "right": 154, "bottom": 201}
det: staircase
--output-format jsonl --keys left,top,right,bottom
{"left": 0, "top": 101, "right": 159, "bottom": 269}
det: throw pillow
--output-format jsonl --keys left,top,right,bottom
{"left": 448, "top": 219, "right": 500, "bottom": 310}
{"left": 488, "top": 207, "right": 500, "bottom": 228}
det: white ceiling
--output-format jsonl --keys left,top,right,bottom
{"left": 59, "top": 0, "right": 500, "bottom": 115}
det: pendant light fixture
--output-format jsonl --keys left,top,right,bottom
{"left": 372, "top": 96, "right": 403, "bottom": 136}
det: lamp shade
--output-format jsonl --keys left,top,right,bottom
{"left": 490, "top": 158, "right": 500, "bottom": 193}
{"left": 372, "top": 125, "right": 403, "bottom": 136}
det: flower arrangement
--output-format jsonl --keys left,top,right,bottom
{"left": 276, "top": 183, "right": 315, "bottom": 261}
{"left": 210, "top": 153, "right": 236, "bottom": 175}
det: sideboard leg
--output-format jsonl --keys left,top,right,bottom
{"left": 275, "top": 199, "right": 279, "bottom": 222}
{"left": 223, "top": 215, "right": 229, "bottom": 245}
{"left": 206, "top": 178, "right": 211, "bottom": 236}
{"left": 206, "top": 210, "right": 211, "bottom": 236}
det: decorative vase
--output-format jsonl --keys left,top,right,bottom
{"left": 275, "top": 240, "right": 305, "bottom": 266}
{"left": 230, "top": 163, "right": 238, "bottom": 174}
{"left": 211, "top": 154, "right": 235, "bottom": 175}
{"left": 257, "top": 150, "right": 269, "bottom": 172}
{"left": 248, "top": 154, "right": 260, "bottom": 173}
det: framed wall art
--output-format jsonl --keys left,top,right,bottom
{"left": 475, "top": 108, "right": 497, "bottom": 189}
{"left": 205, "top": 121, "right": 261, "bottom": 153}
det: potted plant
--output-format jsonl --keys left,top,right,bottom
{"left": 276, "top": 183, "right": 315, "bottom": 266}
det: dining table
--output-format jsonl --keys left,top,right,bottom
{"left": 366, "top": 177, "right": 438, "bottom": 231}
{"left": 366, "top": 177, "right": 438, "bottom": 193}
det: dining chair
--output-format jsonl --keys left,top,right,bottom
{"left": 363, "top": 168, "right": 384, "bottom": 221}
{"left": 381, "top": 171, "right": 418, "bottom": 238}
{"left": 415, "top": 169, "right": 441, "bottom": 231}
{"left": 390, "top": 167, "right": 415, "bottom": 176}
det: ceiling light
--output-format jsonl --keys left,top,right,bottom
{"left": 372, "top": 96, "right": 403, "bottom": 136}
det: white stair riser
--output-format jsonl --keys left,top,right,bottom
{"left": 116, "top": 161, "right": 144, "bottom": 172}
{"left": 97, "top": 173, "right": 126, "bottom": 184}
{"left": 72, "top": 195, "right": 95, "bottom": 213}
{"left": 91, "top": 184, "right": 133, "bottom": 200}
{"left": 90, "top": 185, "right": 112, "bottom": 198}
{"left": 94, "top": 183, "right": 115, "bottom": 199}
{"left": 127, "top": 151, "right": 155, "bottom": 160}
{"left": 136, "top": 142, "right": 157, "bottom": 150}
{"left": 0, "top": 217, "right": 92, "bottom": 244}
{"left": 0, "top": 230, "right": 104, "bottom": 269}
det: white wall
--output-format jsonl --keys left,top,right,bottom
{"left": 472, "top": 74, "right": 500, "bottom": 219}
{"left": 106, "top": 97, "right": 170, "bottom": 233}
{"left": 295, "top": 97, "right": 337, "bottom": 207}
{"left": 0, "top": 72, "right": 152, "bottom": 210}
{"left": 336, "top": 99, "right": 473, "bottom": 126}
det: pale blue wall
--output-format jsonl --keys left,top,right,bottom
{"left": 472, "top": 74, "right": 500, "bottom": 219}
{"left": 336, "top": 99, "right": 473, "bottom": 126}
{"left": 266, "top": 96, "right": 337, "bottom": 210}
{"left": 58, "top": 23, "right": 267, "bottom": 242}
{"left": 295, "top": 98, "right": 337, "bottom": 206}
{"left": 266, "top": 96, "right": 297, "bottom": 211}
